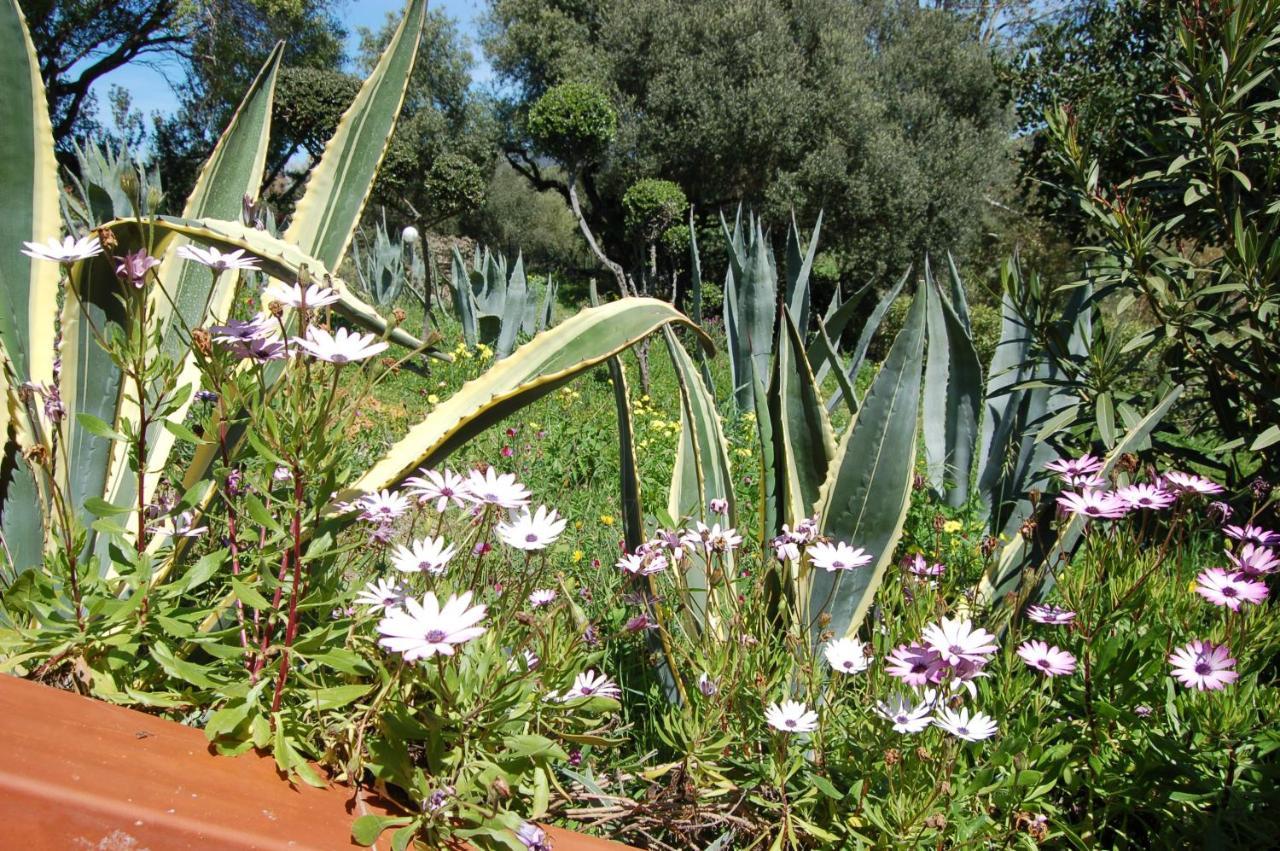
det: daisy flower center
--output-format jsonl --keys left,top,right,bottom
{"left": 785, "top": 719, "right": 796, "bottom": 727}
{"left": 425, "top": 629, "right": 447, "bottom": 643}
{"left": 1194, "top": 661, "right": 1212, "bottom": 675}
{"left": 526, "top": 533, "right": 538, "bottom": 543}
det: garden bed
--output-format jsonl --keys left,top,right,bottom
{"left": 0, "top": 675, "right": 631, "bottom": 850}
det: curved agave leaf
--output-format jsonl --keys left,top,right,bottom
{"left": 496, "top": 254, "right": 527, "bottom": 358}
{"left": 284, "top": 0, "right": 426, "bottom": 271}
{"left": 810, "top": 281, "right": 871, "bottom": 388}
{"left": 826, "top": 268, "right": 910, "bottom": 413}
{"left": 664, "top": 327, "right": 735, "bottom": 633}
{"left": 0, "top": 0, "right": 59, "bottom": 566}
{"left": 812, "top": 318, "right": 858, "bottom": 418}
{"left": 975, "top": 272, "right": 1032, "bottom": 525}
{"left": 977, "top": 385, "right": 1183, "bottom": 608}
{"left": 923, "top": 261, "right": 982, "bottom": 508}
{"left": 338, "top": 300, "right": 708, "bottom": 500}
{"left": 688, "top": 209, "right": 713, "bottom": 389}
{"left": 0, "top": 0, "right": 59, "bottom": 397}
{"left": 810, "top": 286, "right": 925, "bottom": 645}
{"left": 785, "top": 211, "right": 822, "bottom": 332}
{"left": 1, "top": 383, "right": 44, "bottom": 576}
{"left": 450, "top": 246, "right": 478, "bottom": 346}
{"left": 774, "top": 311, "right": 835, "bottom": 527}
{"left": 102, "top": 216, "right": 431, "bottom": 352}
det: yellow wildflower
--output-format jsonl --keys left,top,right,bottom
{"left": 572, "top": 549, "right": 585, "bottom": 563}
{"left": 599, "top": 514, "right": 615, "bottom": 526}
{"left": 427, "top": 394, "right": 439, "bottom": 405}
{"left": 943, "top": 520, "right": 962, "bottom": 534}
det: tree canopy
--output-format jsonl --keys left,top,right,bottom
{"left": 485, "top": 0, "right": 1013, "bottom": 284}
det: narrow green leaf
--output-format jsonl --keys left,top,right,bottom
{"left": 826, "top": 268, "right": 910, "bottom": 413}
{"left": 284, "top": 0, "right": 427, "bottom": 271}
{"left": 811, "top": 285, "right": 926, "bottom": 644}
{"left": 340, "top": 299, "right": 707, "bottom": 498}
{"left": 922, "top": 264, "right": 982, "bottom": 507}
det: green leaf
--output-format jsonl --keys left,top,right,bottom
{"left": 502, "top": 734, "right": 568, "bottom": 762}
{"left": 338, "top": 299, "right": 706, "bottom": 498}
{"left": 664, "top": 326, "right": 736, "bottom": 632}
{"left": 84, "top": 496, "right": 131, "bottom": 517}
{"left": 811, "top": 285, "right": 926, "bottom": 644}
{"left": 826, "top": 268, "right": 910, "bottom": 413}
{"left": 922, "top": 262, "right": 982, "bottom": 508}
{"left": 305, "top": 683, "right": 373, "bottom": 711}
{"left": 283, "top": 0, "right": 427, "bottom": 272}
{"left": 151, "top": 642, "right": 221, "bottom": 690}
{"left": 230, "top": 577, "right": 271, "bottom": 611}
{"left": 773, "top": 311, "right": 835, "bottom": 526}
{"left": 162, "top": 419, "right": 208, "bottom": 445}
{"left": 75, "top": 412, "right": 126, "bottom": 441}
{"left": 169, "top": 548, "right": 227, "bottom": 595}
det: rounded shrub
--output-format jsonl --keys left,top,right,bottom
{"left": 527, "top": 82, "right": 617, "bottom": 164}
{"left": 621, "top": 178, "right": 688, "bottom": 242}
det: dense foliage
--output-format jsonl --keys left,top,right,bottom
{"left": 4, "top": 1, "right": 1280, "bottom": 849}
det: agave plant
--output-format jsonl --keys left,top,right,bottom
{"left": 351, "top": 212, "right": 407, "bottom": 308}
{"left": 60, "top": 139, "right": 165, "bottom": 232}
{"left": 449, "top": 245, "right": 556, "bottom": 358}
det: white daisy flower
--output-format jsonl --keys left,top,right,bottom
{"left": 390, "top": 536, "right": 457, "bottom": 575}
{"left": 496, "top": 504, "right": 567, "bottom": 551}
{"left": 528, "top": 588, "right": 558, "bottom": 607}
{"left": 464, "top": 468, "right": 531, "bottom": 508}
{"left": 22, "top": 234, "right": 102, "bottom": 264}
{"left": 824, "top": 637, "right": 871, "bottom": 675}
{"left": 263, "top": 281, "right": 340, "bottom": 309}
{"left": 355, "top": 576, "right": 408, "bottom": 609}
{"left": 808, "top": 540, "right": 873, "bottom": 571}
{"left": 559, "top": 669, "right": 621, "bottom": 700}
{"left": 875, "top": 693, "right": 934, "bottom": 734}
{"left": 176, "top": 244, "right": 260, "bottom": 273}
{"left": 376, "top": 591, "right": 487, "bottom": 661}
{"left": 291, "top": 325, "right": 388, "bottom": 364}
{"left": 356, "top": 489, "right": 412, "bottom": 523}
{"left": 404, "top": 468, "right": 471, "bottom": 512}
{"left": 933, "top": 706, "right": 998, "bottom": 741}
{"left": 764, "top": 699, "right": 818, "bottom": 733}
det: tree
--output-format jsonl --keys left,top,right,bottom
{"left": 484, "top": 0, "right": 1013, "bottom": 291}
{"left": 152, "top": 0, "right": 346, "bottom": 206}
{"left": 1002, "top": 0, "right": 1181, "bottom": 238}
{"left": 355, "top": 9, "right": 499, "bottom": 229}
{"left": 20, "top": 0, "right": 190, "bottom": 150}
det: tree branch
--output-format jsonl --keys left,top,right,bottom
{"left": 567, "top": 163, "right": 632, "bottom": 299}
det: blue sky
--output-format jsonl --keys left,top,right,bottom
{"left": 91, "top": 0, "right": 490, "bottom": 131}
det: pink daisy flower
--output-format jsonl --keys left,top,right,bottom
{"left": 1046, "top": 455, "right": 1104, "bottom": 479}
{"left": 906, "top": 554, "right": 946, "bottom": 577}
{"left": 1056, "top": 489, "right": 1129, "bottom": 520}
{"left": 921, "top": 617, "right": 998, "bottom": 667}
{"left": 1168, "top": 640, "right": 1237, "bottom": 691}
{"left": 1163, "top": 471, "right": 1224, "bottom": 496}
{"left": 884, "top": 643, "right": 943, "bottom": 686}
{"left": 1115, "top": 483, "right": 1176, "bottom": 510}
{"left": 1025, "top": 603, "right": 1076, "bottom": 625}
{"left": 1016, "top": 640, "right": 1077, "bottom": 676}
{"left": 1223, "top": 524, "right": 1280, "bottom": 547}
{"left": 1194, "top": 568, "right": 1269, "bottom": 611}
{"left": 1225, "top": 544, "right": 1278, "bottom": 576}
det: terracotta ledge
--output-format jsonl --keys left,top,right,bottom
{"left": 0, "top": 674, "right": 633, "bottom": 850}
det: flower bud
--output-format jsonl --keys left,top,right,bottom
{"left": 490, "top": 776, "right": 511, "bottom": 799}
{"left": 296, "top": 264, "right": 311, "bottom": 287}
{"left": 268, "top": 300, "right": 284, "bottom": 318}
{"left": 401, "top": 225, "right": 420, "bottom": 245}
{"left": 191, "top": 327, "right": 212, "bottom": 356}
